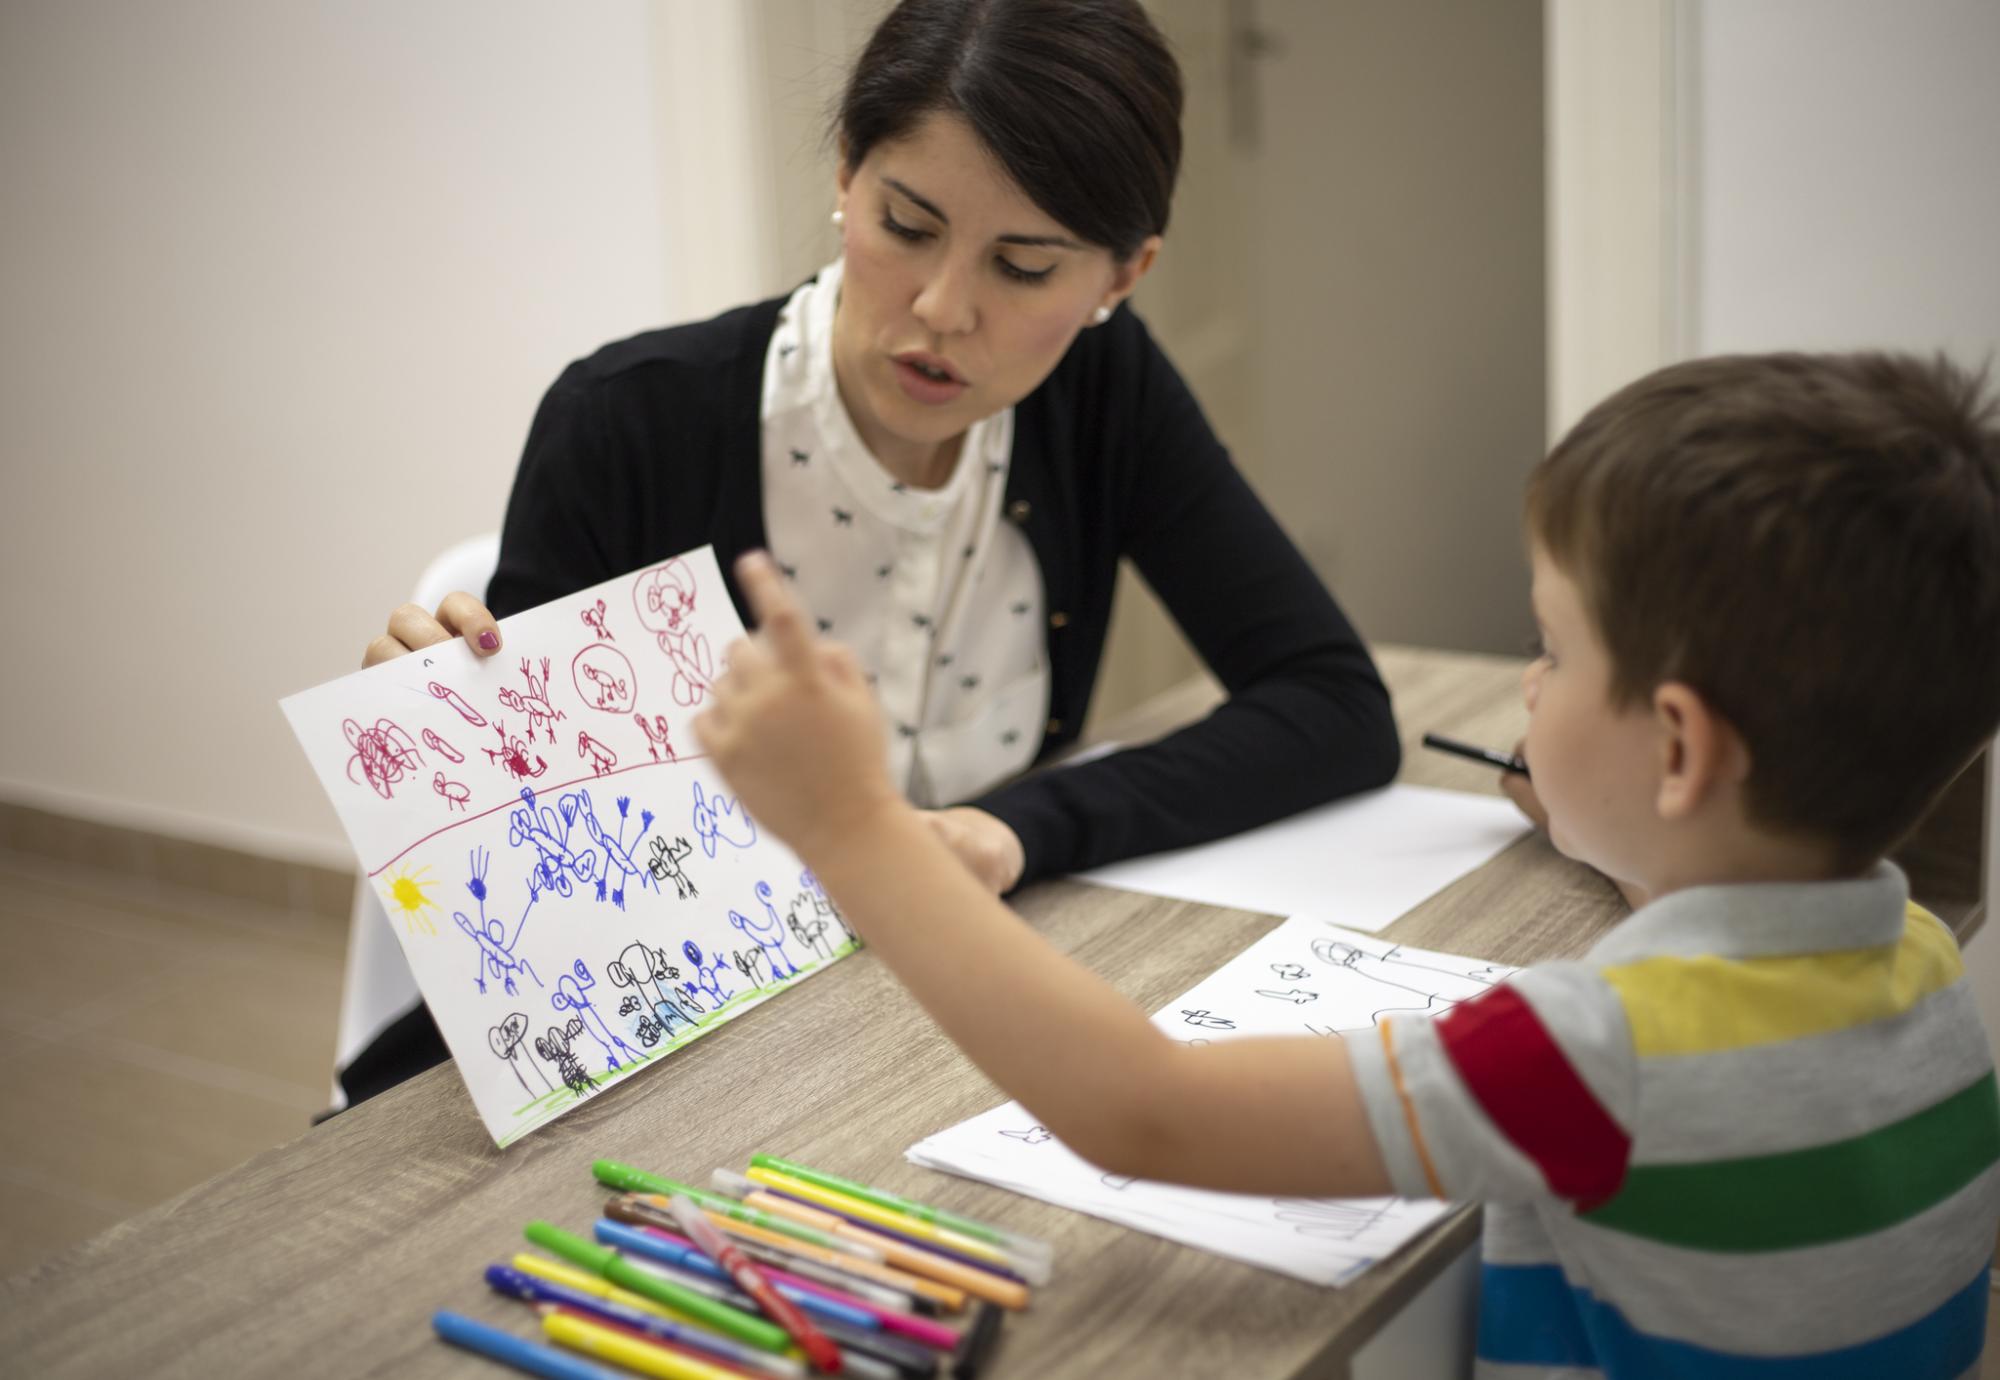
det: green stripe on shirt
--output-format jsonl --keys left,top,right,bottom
{"left": 1583, "top": 1069, "right": 2000, "bottom": 1251}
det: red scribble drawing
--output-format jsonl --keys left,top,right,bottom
{"left": 577, "top": 730, "right": 618, "bottom": 778}
{"left": 483, "top": 720, "right": 548, "bottom": 783}
{"left": 635, "top": 713, "right": 676, "bottom": 763}
{"left": 495, "top": 657, "right": 565, "bottom": 743}
{"left": 571, "top": 645, "right": 637, "bottom": 714}
{"left": 428, "top": 681, "right": 488, "bottom": 727}
{"left": 344, "top": 718, "right": 422, "bottom": 799}
{"left": 421, "top": 727, "right": 465, "bottom": 764}
{"left": 432, "top": 771, "right": 471, "bottom": 812}
{"left": 632, "top": 559, "right": 715, "bottom": 707}
{"left": 580, "top": 598, "right": 615, "bottom": 641}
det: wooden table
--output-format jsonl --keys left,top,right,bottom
{"left": 1, "top": 647, "right": 1984, "bottom": 1378}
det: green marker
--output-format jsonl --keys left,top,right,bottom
{"left": 750, "top": 1154, "right": 1053, "bottom": 1261}
{"left": 521, "top": 1220, "right": 791, "bottom": 1354}
{"left": 591, "top": 1160, "right": 883, "bottom": 1262}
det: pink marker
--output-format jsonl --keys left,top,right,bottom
{"left": 635, "top": 1223, "right": 961, "bottom": 1352}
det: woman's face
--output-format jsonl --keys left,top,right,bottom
{"left": 832, "top": 112, "right": 1156, "bottom": 476}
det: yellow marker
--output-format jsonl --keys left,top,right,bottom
{"left": 511, "top": 1252, "right": 687, "bottom": 1324}
{"left": 743, "top": 1193, "right": 1030, "bottom": 1310}
{"left": 744, "top": 1166, "right": 1028, "bottom": 1278}
{"left": 697, "top": 1211, "right": 970, "bottom": 1311}
{"left": 543, "top": 1310, "right": 742, "bottom": 1380}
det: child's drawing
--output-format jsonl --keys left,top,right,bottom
{"left": 691, "top": 781, "right": 758, "bottom": 859}
{"left": 484, "top": 721, "right": 549, "bottom": 784}
{"left": 345, "top": 717, "right": 421, "bottom": 799}
{"left": 576, "top": 730, "right": 618, "bottom": 778}
{"left": 454, "top": 847, "right": 542, "bottom": 996}
{"left": 429, "top": 681, "right": 488, "bottom": 726}
{"left": 432, "top": 772, "right": 471, "bottom": 812}
{"left": 422, "top": 727, "right": 466, "bottom": 763}
{"left": 907, "top": 919, "right": 1515, "bottom": 1287}
{"left": 573, "top": 645, "right": 636, "bottom": 713}
{"left": 497, "top": 657, "right": 565, "bottom": 744}
{"left": 282, "top": 546, "right": 855, "bottom": 1147}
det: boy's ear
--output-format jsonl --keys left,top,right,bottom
{"left": 1652, "top": 682, "right": 1750, "bottom": 820}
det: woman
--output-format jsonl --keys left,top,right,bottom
{"left": 346, "top": 0, "right": 1399, "bottom": 1104}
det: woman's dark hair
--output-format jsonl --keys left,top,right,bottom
{"left": 838, "top": 0, "right": 1183, "bottom": 260}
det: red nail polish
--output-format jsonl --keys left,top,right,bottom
{"left": 478, "top": 630, "right": 499, "bottom": 650}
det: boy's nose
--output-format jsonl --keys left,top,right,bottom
{"left": 1521, "top": 659, "right": 1543, "bottom": 710}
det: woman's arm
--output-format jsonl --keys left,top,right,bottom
{"left": 974, "top": 318, "right": 1401, "bottom": 884}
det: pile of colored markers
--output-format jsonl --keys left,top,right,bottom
{"left": 434, "top": 1154, "right": 1053, "bottom": 1379}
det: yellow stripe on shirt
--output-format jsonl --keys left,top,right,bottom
{"left": 1605, "top": 903, "right": 1962, "bottom": 1058}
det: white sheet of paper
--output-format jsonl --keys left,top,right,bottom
{"left": 908, "top": 919, "right": 1515, "bottom": 1285}
{"left": 282, "top": 547, "right": 856, "bottom": 1146}
{"left": 1080, "top": 784, "right": 1528, "bottom": 931}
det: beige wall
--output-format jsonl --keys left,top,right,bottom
{"left": 0, "top": 1, "right": 815, "bottom": 865}
{"left": 1237, "top": 0, "right": 1546, "bottom": 657}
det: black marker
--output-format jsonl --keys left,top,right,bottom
{"left": 1421, "top": 732, "right": 1529, "bottom": 777}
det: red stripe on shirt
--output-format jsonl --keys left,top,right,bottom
{"left": 1435, "top": 984, "right": 1630, "bottom": 1208}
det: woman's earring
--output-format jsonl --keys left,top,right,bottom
{"left": 1091, "top": 305, "right": 1112, "bottom": 326}
{"left": 831, "top": 208, "right": 845, "bottom": 228}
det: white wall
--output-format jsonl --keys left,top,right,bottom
{"left": 0, "top": 1, "right": 795, "bottom": 865}
{"left": 1691, "top": 1, "right": 2000, "bottom": 359}
{"left": 1683, "top": 0, "right": 2000, "bottom": 993}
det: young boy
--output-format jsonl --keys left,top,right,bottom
{"left": 695, "top": 351, "right": 2000, "bottom": 1377}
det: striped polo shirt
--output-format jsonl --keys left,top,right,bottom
{"left": 1347, "top": 863, "right": 2000, "bottom": 1378}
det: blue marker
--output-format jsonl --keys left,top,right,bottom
{"left": 432, "top": 1310, "right": 621, "bottom": 1380}
{"left": 593, "top": 1218, "right": 880, "bottom": 1331}
{"left": 482, "top": 1266, "right": 805, "bottom": 1379}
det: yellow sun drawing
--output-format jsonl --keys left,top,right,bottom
{"left": 383, "top": 865, "right": 441, "bottom": 936}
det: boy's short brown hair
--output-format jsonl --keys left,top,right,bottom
{"left": 1528, "top": 352, "right": 2000, "bottom": 870}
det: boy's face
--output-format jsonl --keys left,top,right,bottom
{"left": 1522, "top": 546, "right": 1664, "bottom": 886}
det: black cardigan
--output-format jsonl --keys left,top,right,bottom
{"left": 488, "top": 290, "right": 1401, "bottom": 887}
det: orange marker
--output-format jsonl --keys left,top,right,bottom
{"left": 743, "top": 1192, "right": 1030, "bottom": 1310}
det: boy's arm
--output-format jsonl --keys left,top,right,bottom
{"left": 697, "top": 554, "right": 1391, "bottom": 1200}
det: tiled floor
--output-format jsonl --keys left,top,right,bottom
{"left": 0, "top": 847, "right": 346, "bottom": 1277}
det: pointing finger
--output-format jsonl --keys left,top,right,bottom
{"left": 735, "top": 551, "right": 815, "bottom": 669}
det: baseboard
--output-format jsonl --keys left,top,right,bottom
{"left": 0, "top": 797, "right": 356, "bottom": 922}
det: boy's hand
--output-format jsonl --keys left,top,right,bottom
{"left": 695, "top": 553, "right": 904, "bottom": 862}
{"left": 1498, "top": 736, "right": 1550, "bottom": 831}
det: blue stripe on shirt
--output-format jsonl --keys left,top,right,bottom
{"left": 1477, "top": 1261, "right": 1987, "bottom": 1377}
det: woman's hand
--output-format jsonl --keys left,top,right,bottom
{"left": 920, "top": 807, "right": 1026, "bottom": 894}
{"left": 696, "top": 553, "right": 905, "bottom": 862}
{"left": 362, "top": 592, "right": 503, "bottom": 668}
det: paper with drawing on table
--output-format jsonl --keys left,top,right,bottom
{"left": 1081, "top": 783, "right": 1528, "bottom": 930}
{"left": 282, "top": 545, "right": 855, "bottom": 1146}
{"left": 908, "top": 918, "right": 1515, "bottom": 1285}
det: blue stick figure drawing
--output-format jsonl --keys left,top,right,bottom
{"left": 731, "top": 887, "right": 799, "bottom": 981}
{"left": 691, "top": 781, "right": 758, "bottom": 859}
{"left": 577, "top": 792, "right": 656, "bottom": 909}
{"left": 454, "top": 846, "right": 544, "bottom": 996}
{"left": 509, "top": 786, "right": 597, "bottom": 895}
{"left": 551, "top": 958, "right": 643, "bottom": 1072}
{"left": 681, "top": 939, "right": 735, "bottom": 1008}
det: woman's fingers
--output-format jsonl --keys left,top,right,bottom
{"left": 362, "top": 634, "right": 407, "bottom": 668}
{"left": 434, "top": 591, "right": 502, "bottom": 656}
